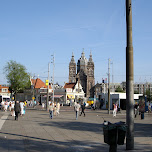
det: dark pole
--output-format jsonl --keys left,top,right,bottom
{"left": 126, "top": 0, "right": 134, "bottom": 150}
{"left": 46, "top": 63, "right": 50, "bottom": 111}
{"left": 108, "top": 58, "right": 110, "bottom": 114}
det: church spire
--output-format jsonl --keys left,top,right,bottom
{"left": 81, "top": 48, "right": 85, "bottom": 59}
{"left": 89, "top": 50, "right": 93, "bottom": 62}
{"left": 70, "top": 52, "right": 75, "bottom": 64}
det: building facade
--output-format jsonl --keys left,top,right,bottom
{"left": 16, "top": 78, "right": 52, "bottom": 103}
{"left": 64, "top": 82, "right": 85, "bottom": 104}
{"left": 0, "top": 85, "right": 11, "bottom": 97}
{"left": 69, "top": 51, "right": 95, "bottom": 98}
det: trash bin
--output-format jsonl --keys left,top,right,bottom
{"left": 103, "top": 122, "right": 117, "bottom": 145}
{"left": 141, "top": 112, "right": 144, "bottom": 119}
{"left": 103, "top": 121, "right": 127, "bottom": 152}
{"left": 103, "top": 121, "right": 109, "bottom": 144}
{"left": 117, "top": 124, "right": 127, "bottom": 145}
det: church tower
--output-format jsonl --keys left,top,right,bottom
{"left": 77, "top": 51, "right": 88, "bottom": 95}
{"left": 77, "top": 50, "right": 88, "bottom": 74}
{"left": 69, "top": 52, "right": 76, "bottom": 83}
{"left": 68, "top": 50, "right": 95, "bottom": 97}
{"left": 87, "top": 51, "right": 95, "bottom": 97}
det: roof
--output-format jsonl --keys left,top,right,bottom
{"left": 64, "top": 83, "right": 76, "bottom": 89}
{"left": 54, "top": 88, "right": 66, "bottom": 93}
{"left": 0, "top": 85, "right": 10, "bottom": 93}
{"left": 31, "top": 79, "right": 36, "bottom": 86}
{"left": 31, "top": 78, "right": 52, "bottom": 89}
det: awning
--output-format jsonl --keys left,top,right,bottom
{"left": 54, "top": 95, "right": 64, "bottom": 98}
{"left": 42, "top": 95, "right": 51, "bottom": 97}
{"left": 67, "top": 95, "right": 74, "bottom": 99}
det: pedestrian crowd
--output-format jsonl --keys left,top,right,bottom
{"left": 48, "top": 101, "right": 61, "bottom": 119}
{"left": 47, "top": 100, "right": 87, "bottom": 120}
{"left": 1, "top": 98, "right": 151, "bottom": 122}
{"left": 74, "top": 101, "right": 86, "bottom": 120}
{"left": 0, "top": 100, "right": 28, "bottom": 121}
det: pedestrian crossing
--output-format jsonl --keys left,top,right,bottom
{"left": 0, "top": 113, "right": 9, "bottom": 130}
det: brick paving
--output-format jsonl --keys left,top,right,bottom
{"left": 0, "top": 106, "right": 152, "bottom": 152}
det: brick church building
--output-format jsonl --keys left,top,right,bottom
{"left": 69, "top": 51, "right": 95, "bottom": 98}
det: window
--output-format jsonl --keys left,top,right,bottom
{"left": 2, "top": 89, "right": 7, "bottom": 92}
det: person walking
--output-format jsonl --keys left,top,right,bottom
{"left": 9, "top": 101, "right": 12, "bottom": 112}
{"left": 73, "top": 101, "right": 76, "bottom": 111}
{"left": 4, "top": 101, "right": 8, "bottom": 112}
{"left": 1, "top": 101, "right": 4, "bottom": 111}
{"left": 24, "top": 100, "right": 27, "bottom": 112}
{"left": 56, "top": 102, "right": 60, "bottom": 115}
{"left": 148, "top": 103, "right": 151, "bottom": 113}
{"left": 49, "top": 103, "right": 54, "bottom": 119}
{"left": 14, "top": 101, "right": 21, "bottom": 121}
{"left": 11, "top": 101, "right": 15, "bottom": 116}
{"left": 113, "top": 103, "right": 117, "bottom": 117}
{"left": 42, "top": 102, "right": 45, "bottom": 109}
{"left": 75, "top": 102, "right": 80, "bottom": 120}
{"left": 80, "top": 102, "right": 86, "bottom": 117}
{"left": 134, "top": 102, "right": 139, "bottom": 117}
{"left": 54, "top": 102, "right": 57, "bottom": 116}
{"left": 20, "top": 101, "right": 24, "bottom": 116}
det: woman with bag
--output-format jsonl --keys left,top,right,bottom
{"left": 49, "top": 103, "right": 54, "bottom": 119}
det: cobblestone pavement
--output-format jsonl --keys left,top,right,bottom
{"left": 0, "top": 106, "right": 152, "bottom": 152}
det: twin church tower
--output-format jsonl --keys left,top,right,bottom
{"left": 69, "top": 51, "right": 95, "bottom": 98}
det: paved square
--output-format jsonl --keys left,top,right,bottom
{"left": 0, "top": 106, "right": 152, "bottom": 152}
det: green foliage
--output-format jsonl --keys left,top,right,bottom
{"left": 115, "top": 86, "right": 125, "bottom": 93}
{"left": 3, "top": 60, "right": 31, "bottom": 94}
{"left": 134, "top": 90, "right": 139, "bottom": 94}
{"left": 145, "top": 89, "right": 152, "bottom": 102}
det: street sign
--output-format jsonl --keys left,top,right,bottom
{"left": 45, "top": 80, "right": 49, "bottom": 86}
{"left": 32, "top": 97, "right": 35, "bottom": 100}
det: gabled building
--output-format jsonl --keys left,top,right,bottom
{"left": 0, "top": 85, "right": 11, "bottom": 97}
{"left": 64, "top": 81, "right": 85, "bottom": 104}
{"left": 31, "top": 78, "right": 52, "bottom": 104}
{"left": 16, "top": 78, "right": 52, "bottom": 103}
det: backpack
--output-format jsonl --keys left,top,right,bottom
{"left": 84, "top": 102, "right": 86, "bottom": 107}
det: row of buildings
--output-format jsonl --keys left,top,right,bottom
{"left": 0, "top": 51, "right": 151, "bottom": 108}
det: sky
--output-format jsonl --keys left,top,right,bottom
{"left": 0, "top": 0, "right": 152, "bottom": 86}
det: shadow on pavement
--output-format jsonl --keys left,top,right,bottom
{"left": 39, "top": 121, "right": 103, "bottom": 133}
{"left": 0, "top": 132, "right": 152, "bottom": 152}
{"left": 38, "top": 121, "right": 152, "bottom": 138}
{"left": 0, "top": 132, "right": 107, "bottom": 152}
{"left": 134, "top": 123, "right": 152, "bottom": 137}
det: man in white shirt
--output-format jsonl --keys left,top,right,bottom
{"left": 75, "top": 102, "right": 80, "bottom": 120}
{"left": 20, "top": 102, "right": 24, "bottom": 116}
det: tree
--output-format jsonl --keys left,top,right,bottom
{"left": 134, "top": 90, "right": 139, "bottom": 94}
{"left": 145, "top": 89, "right": 152, "bottom": 102}
{"left": 4, "top": 60, "right": 31, "bottom": 95}
{"left": 115, "top": 86, "right": 125, "bottom": 93}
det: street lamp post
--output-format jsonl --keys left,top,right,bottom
{"left": 126, "top": 0, "right": 134, "bottom": 150}
{"left": 108, "top": 58, "right": 110, "bottom": 114}
{"left": 51, "top": 54, "right": 55, "bottom": 103}
{"left": 46, "top": 63, "right": 50, "bottom": 111}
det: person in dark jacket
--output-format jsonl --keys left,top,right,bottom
{"left": 14, "top": 101, "right": 21, "bottom": 120}
{"left": 80, "top": 102, "right": 86, "bottom": 117}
